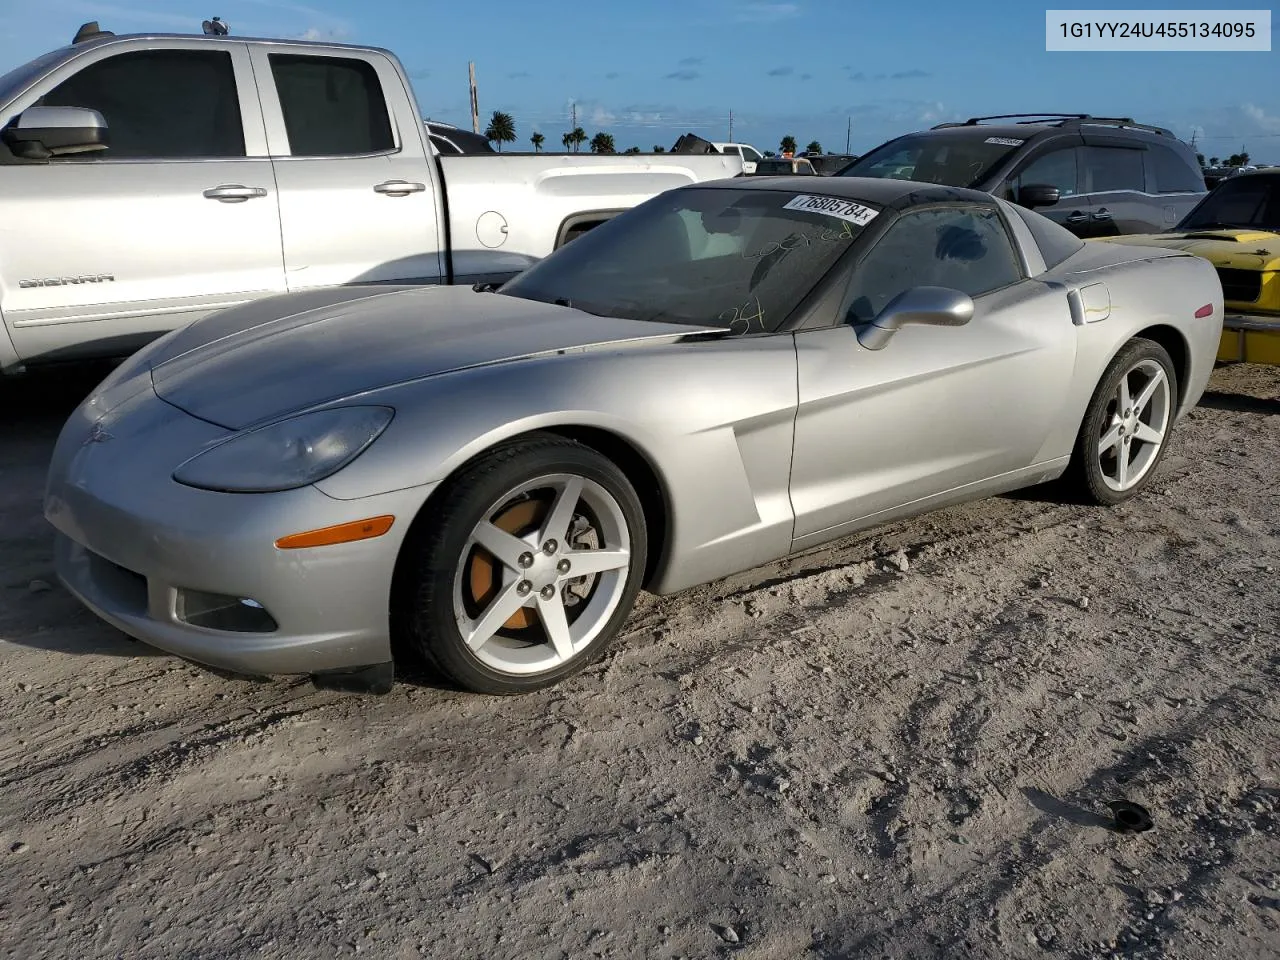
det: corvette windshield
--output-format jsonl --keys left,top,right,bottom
{"left": 839, "top": 132, "right": 1022, "bottom": 188}
{"left": 498, "top": 187, "right": 874, "bottom": 334}
{"left": 1178, "top": 176, "right": 1280, "bottom": 231}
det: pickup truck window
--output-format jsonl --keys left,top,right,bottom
{"left": 39, "top": 50, "right": 244, "bottom": 159}
{"left": 268, "top": 54, "right": 394, "bottom": 157}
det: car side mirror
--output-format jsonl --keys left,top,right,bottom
{"left": 1016, "top": 183, "right": 1061, "bottom": 209}
{"left": 855, "top": 286, "right": 974, "bottom": 350}
{"left": 2, "top": 106, "right": 108, "bottom": 160}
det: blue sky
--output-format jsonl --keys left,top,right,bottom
{"left": 1, "top": 0, "right": 1277, "bottom": 160}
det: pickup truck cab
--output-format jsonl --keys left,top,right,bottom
{"left": 0, "top": 24, "right": 742, "bottom": 372}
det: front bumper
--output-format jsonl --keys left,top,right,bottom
{"left": 1219, "top": 311, "right": 1280, "bottom": 365}
{"left": 44, "top": 381, "right": 436, "bottom": 676}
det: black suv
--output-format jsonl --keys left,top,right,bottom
{"left": 838, "top": 114, "right": 1206, "bottom": 238}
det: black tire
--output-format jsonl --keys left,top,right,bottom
{"left": 393, "top": 434, "right": 647, "bottom": 695}
{"left": 1060, "top": 337, "right": 1179, "bottom": 506}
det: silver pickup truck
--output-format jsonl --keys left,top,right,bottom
{"left": 0, "top": 23, "right": 743, "bottom": 373}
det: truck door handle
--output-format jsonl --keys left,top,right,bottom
{"left": 1064, "top": 211, "right": 1089, "bottom": 224}
{"left": 374, "top": 180, "right": 426, "bottom": 196}
{"left": 203, "top": 184, "right": 268, "bottom": 202}
{"left": 1091, "top": 208, "right": 1113, "bottom": 221}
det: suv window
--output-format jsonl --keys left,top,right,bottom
{"left": 269, "top": 54, "right": 394, "bottom": 156}
{"left": 1147, "top": 144, "right": 1204, "bottom": 193}
{"left": 845, "top": 206, "right": 1022, "bottom": 323}
{"left": 722, "top": 146, "right": 742, "bottom": 157}
{"left": 840, "top": 132, "right": 1024, "bottom": 187}
{"left": 1085, "top": 145, "right": 1145, "bottom": 193}
{"left": 40, "top": 50, "right": 244, "bottom": 159}
{"left": 742, "top": 147, "right": 762, "bottom": 161}
{"left": 1009, "top": 147, "right": 1079, "bottom": 197}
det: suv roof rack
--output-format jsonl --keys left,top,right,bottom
{"left": 931, "top": 113, "right": 1175, "bottom": 137}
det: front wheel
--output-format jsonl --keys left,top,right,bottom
{"left": 394, "top": 436, "right": 647, "bottom": 694}
{"left": 1062, "top": 337, "right": 1178, "bottom": 505}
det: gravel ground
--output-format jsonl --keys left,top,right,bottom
{"left": 1, "top": 362, "right": 1277, "bottom": 960}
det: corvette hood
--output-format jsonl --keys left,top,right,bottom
{"left": 150, "top": 285, "right": 722, "bottom": 429}
{"left": 1093, "top": 229, "right": 1280, "bottom": 271}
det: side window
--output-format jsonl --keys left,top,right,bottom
{"left": 269, "top": 54, "right": 395, "bottom": 156}
{"left": 40, "top": 50, "right": 244, "bottom": 159}
{"left": 845, "top": 206, "right": 1023, "bottom": 324}
{"left": 722, "top": 146, "right": 742, "bottom": 157}
{"left": 1147, "top": 144, "right": 1204, "bottom": 193}
{"left": 1009, "top": 147, "right": 1078, "bottom": 197}
{"left": 1085, "top": 146, "right": 1145, "bottom": 193}
{"left": 743, "top": 147, "right": 762, "bottom": 162}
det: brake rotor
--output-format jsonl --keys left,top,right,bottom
{"left": 468, "top": 498, "right": 544, "bottom": 630}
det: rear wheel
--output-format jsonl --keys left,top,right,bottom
{"left": 1062, "top": 338, "right": 1177, "bottom": 505}
{"left": 395, "top": 436, "right": 646, "bottom": 694}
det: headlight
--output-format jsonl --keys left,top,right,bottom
{"left": 173, "top": 406, "right": 394, "bottom": 493}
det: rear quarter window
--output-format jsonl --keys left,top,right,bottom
{"left": 1010, "top": 204, "right": 1085, "bottom": 269}
{"left": 1147, "top": 144, "right": 1205, "bottom": 193}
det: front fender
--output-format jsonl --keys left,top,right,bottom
{"left": 315, "top": 335, "right": 800, "bottom": 594}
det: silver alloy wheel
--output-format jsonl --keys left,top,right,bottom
{"left": 1096, "top": 358, "right": 1171, "bottom": 492}
{"left": 451, "top": 473, "right": 632, "bottom": 675}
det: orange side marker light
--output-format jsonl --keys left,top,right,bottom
{"left": 275, "top": 515, "right": 395, "bottom": 549}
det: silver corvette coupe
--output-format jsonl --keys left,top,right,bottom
{"left": 45, "top": 178, "right": 1223, "bottom": 695}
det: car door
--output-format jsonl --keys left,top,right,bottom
{"left": 789, "top": 203, "right": 1077, "bottom": 544}
{"left": 250, "top": 46, "right": 446, "bottom": 290}
{"left": 1002, "top": 141, "right": 1093, "bottom": 236}
{"left": 1078, "top": 139, "right": 1152, "bottom": 236}
{"left": 0, "top": 40, "right": 284, "bottom": 363}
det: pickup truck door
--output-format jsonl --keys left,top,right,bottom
{"left": 249, "top": 47, "right": 446, "bottom": 290}
{"left": 0, "top": 40, "right": 285, "bottom": 364}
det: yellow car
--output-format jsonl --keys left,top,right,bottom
{"left": 1094, "top": 170, "right": 1280, "bottom": 364}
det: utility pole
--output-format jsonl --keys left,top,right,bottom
{"left": 468, "top": 61, "right": 479, "bottom": 133}
{"left": 846, "top": 116, "right": 851, "bottom": 153}
{"left": 728, "top": 109, "right": 733, "bottom": 142}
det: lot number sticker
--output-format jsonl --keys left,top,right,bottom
{"left": 985, "top": 136, "right": 1025, "bottom": 146}
{"left": 783, "top": 194, "right": 879, "bottom": 226}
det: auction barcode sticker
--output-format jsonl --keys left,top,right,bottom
{"left": 985, "top": 137, "right": 1025, "bottom": 146}
{"left": 1046, "top": 9, "right": 1271, "bottom": 50}
{"left": 783, "top": 195, "right": 879, "bottom": 226}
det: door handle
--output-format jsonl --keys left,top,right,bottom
{"left": 1091, "top": 208, "right": 1113, "bottom": 221}
{"left": 203, "top": 184, "right": 268, "bottom": 203}
{"left": 374, "top": 180, "right": 426, "bottom": 196}
{"left": 1064, "top": 211, "right": 1089, "bottom": 224}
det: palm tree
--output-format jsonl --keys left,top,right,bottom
{"left": 483, "top": 110, "right": 516, "bottom": 151}
{"left": 624, "top": 146, "right": 641, "bottom": 154}
{"left": 1209, "top": 156, "right": 1220, "bottom": 166}
{"left": 780, "top": 135, "right": 797, "bottom": 156}
{"left": 530, "top": 131, "right": 545, "bottom": 152}
{"left": 590, "top": 132, "right": 616, "bottom": 154}
{"left": 805, "top": 140, "right": 822, "bottom": 154}
{"left": 562, "top": 132, "right": 574, "bottom": 151}
{"left": 570, "top": 126, "right": 588, "bottom": 152}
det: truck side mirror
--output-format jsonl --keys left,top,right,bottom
{"left": 2, "top": 106, "right": 108, "bottom": 160}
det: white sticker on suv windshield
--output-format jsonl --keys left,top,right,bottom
{"left": 782, "top": 194, "right": 879, "bottom": 226}
{"left": 984, "top": 136, "right": 1025, "bottom": 146}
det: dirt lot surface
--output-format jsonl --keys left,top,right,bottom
{"left": 1, "top": 362, "right": 1278, "bottom": 960}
